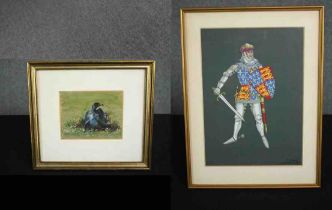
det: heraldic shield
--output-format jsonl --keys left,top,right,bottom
{"left": 251, "top": 66, "right": 275, "bottom": 100}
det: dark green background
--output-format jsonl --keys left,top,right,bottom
{"left": 202, "top": 28, "right": 303, "bottom": 165}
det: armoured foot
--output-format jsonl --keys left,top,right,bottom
{"left": 223, "top": 137, "right": 237, "bottom": 145}
{"left": 261, "top": 136, "right": 269, "bottom": 149}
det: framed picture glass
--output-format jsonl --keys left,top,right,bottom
{"left": 181, "top": 6, "right": 324, "bottom": 188}
{"left": 28, "top": 60, "right": 155, "bottom": 169}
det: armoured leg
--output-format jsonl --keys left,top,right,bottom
{"left": 251, "top": 102, "right": 269, "bottom": 148}
{"left": 224, "top": 103, "right": 245, "bottom": 144}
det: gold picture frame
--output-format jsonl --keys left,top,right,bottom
{"left": 27, "top": 60, "right": 155, "bottom": 170}
{"left": 181, "top": 6, "right": 324, "bottom": 188}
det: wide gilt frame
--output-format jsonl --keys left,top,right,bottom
{"left": 27, "top": 60, "right": 155, "bottom": 170}
{"left": 181, "top": 6, "right": 324, "bottom": 188}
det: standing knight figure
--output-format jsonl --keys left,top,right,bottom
{"left": 213, "top": 43, "right": 275, "bottom": 148}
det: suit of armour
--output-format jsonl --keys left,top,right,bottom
{"left": 215, "top": 51, "right": 275, "bottom": 148}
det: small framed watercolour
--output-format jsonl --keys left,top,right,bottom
{"left": 181, "top": 6, "right": 324, "bottom": 188}
{"left": 27, "top": 60, "right": 155, "bottom": 170}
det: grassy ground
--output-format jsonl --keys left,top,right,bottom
{"left": 60, "top": 91, "right": 123, "bottom": 139}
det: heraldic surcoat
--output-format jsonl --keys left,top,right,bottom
{"left": 235, "top": 58, "right": 275, "bottom": 103}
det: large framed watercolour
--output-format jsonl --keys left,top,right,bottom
{"left": 28, "top": 60, "right": 155, "bottom": 169}
{"left": 181, "top": 6, "right": 324, "bottom": 188}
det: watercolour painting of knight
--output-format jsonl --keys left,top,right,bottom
{"left": 202, "top": 28, "right": 304, "bottom": 165}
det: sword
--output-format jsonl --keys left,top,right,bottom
{"left": 212, "top": 88, "right": 245, "bottom": 122}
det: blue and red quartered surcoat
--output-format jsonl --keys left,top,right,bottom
{"left": 236, "top": 59, "right": 275, "bottom": 103}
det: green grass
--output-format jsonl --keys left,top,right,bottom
{"left": 60, "top": 91, "right": 123, "bottom": 139}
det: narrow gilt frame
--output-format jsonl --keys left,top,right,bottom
{"left": 181, "top": 6, "right": 324, "bottom": 188}
{"left": 27, "top": 60, "right": 155, "bottom": 170}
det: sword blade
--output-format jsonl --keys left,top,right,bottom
{"left": 217, "top": 94, "right": 245, "bottom": 122}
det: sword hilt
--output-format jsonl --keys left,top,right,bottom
{"left": 216, "top": 92, "right": 226, "bottom": 101}
{"left": 212, "top": 87, "right": 226, "bottom": 100}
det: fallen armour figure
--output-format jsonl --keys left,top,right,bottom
{"left": 83, "top": 102, "right": 111, "bottom": 131}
